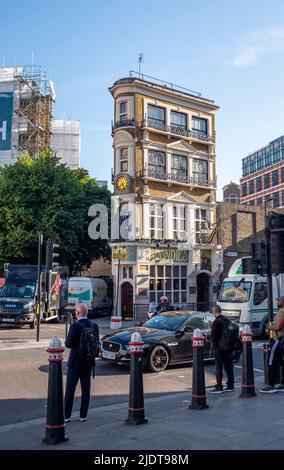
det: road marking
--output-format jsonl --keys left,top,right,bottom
{"left": 0, "top": 340, "right": 54, "bottom": 351}
{"left": 235, "top": 365, "right": 264, "bottom": 373}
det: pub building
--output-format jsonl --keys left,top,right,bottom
{"left": 109, "top": 72, "right": 223, "bottom": 319}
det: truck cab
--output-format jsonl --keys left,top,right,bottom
{"left": 0, "top": 265, "right": 37, "bottom": 328}
{"left": 217, "top": 259, "right": 279, "bottom": 337}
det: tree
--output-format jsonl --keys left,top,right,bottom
{"left": 0, "top": 150, "right": 111, "bottom": 274}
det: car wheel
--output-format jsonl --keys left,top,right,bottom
{"left": 147, "top": 345, "right": 169, "bottom": 372}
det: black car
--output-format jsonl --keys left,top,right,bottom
{"left": 101, "top": 311, "right": 214, "bottom": 372}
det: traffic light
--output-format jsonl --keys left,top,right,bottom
{"left": 271, "top": 232, "right": 284, "bottom": 274}
{"left": 268, "top": 212, "right": 284, "bottom": 230}
{"left": 242, "top": 257, "right": 258, "bottom": 274}
{"left": 46, "top": 240, "right": 60, "bottom": 271}
{"left": 252, "top": 240, "right": 267, "bottom": 274}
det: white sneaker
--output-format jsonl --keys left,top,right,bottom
{"left": 79, "top": 417, "right": 87, "bottom": 422}
{"left": 259, "top": 386, "right": 276, "bottom": 394}
{"left": 274, "top": 384, "right": 284, "bottom": 392}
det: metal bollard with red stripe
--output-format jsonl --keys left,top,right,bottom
{"left": 125, "top": 332, "right": 148, "bottom": 425}
{"left": 43, "top": 336, "right": 68, "bottom": 445}
{"left": 189, "top": 329, "right": 209, "bottom": 410}
{"left": 240, "top": 325, "right": 257, "bottom": 398}
{"left": 263, "top": 343, "right": 270, "bottom": 386}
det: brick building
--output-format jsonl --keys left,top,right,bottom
{"left": 222, "top": 181, "right": 240, "bottom": 204}
{"left": 240, "top": 135, "right": 284, "bottom": 208}
{"left": 109, "top": 72, "right": 223, "bottom": 318}
{"left": 217, "top": 202, "right": 265, "bottom": 279}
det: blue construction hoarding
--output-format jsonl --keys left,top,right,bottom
{"left": 0, "top": 92, "right": 13, "bottom": 151}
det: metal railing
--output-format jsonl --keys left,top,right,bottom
{"left": 140, "top": 164, "right": 217, "bottom": 188}
{"left": 111, "top": 118, "right": 136, "bottom": 133}
{"left": 142, "top": 118, "right": 215, "bottom": 143}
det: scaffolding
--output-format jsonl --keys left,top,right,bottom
{"left": 0, "top": 65, "right": 55, "bottom": 160}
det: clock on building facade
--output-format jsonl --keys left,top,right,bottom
{"left": 115, "top": 174, "right": 131, "bottom": 193}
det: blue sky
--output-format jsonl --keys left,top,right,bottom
{"left": 1, "top": 0, "right": 284, "bottom": 197}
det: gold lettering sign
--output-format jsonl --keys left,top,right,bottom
{"left": 150, "top": 249, "right": 189, "bottom": 262}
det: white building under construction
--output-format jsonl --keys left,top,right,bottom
{"left": 51, "top": 120, "right": 80, "bottom": 169}
{"left": 0, "top": 65, "right": 80, "bottom": 169}
{"left": 0, "top": 65, "right": 55, "bottom": 165}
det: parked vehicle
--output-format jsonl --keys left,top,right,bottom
{"left": 67, "top": 277, "right": 112, "bottom": 317}
{"left": 0, "top": 265, "right": 37, "bottom": 328}
{"left": 217, "top": 258, "right": 282, "bottom": 337}
{"left": 0, "top": 264, "right": 69, "bottom": 328}
{"left": 101, "top": 311, "right": 214, "bottom": 372}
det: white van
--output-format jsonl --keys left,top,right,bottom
{"left": 67, "top": 277, "right": 112, "bottom": 317}
{"left": 217, "top": 258, "right": 280, "bottom": 337}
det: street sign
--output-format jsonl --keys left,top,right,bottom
{"left": 225, "top": 251, "right": 238, "bottom": 257}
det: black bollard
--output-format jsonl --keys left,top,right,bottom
{"left": 189, "top": 329, "right": 209, "bottom": 410}
{"left": 263, "top": 343, "right": 270, "bottom": 386}
{"left": 125, "top": 332, "right": 148, "bottom": 425}
{"left": 240, "top": 326, "right": 257, "bottom": 398}
{"left": 43, "top": 336, "right": 68, "bottom": 445}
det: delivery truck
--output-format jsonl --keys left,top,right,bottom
{"left": 0, "top": 264, "right": 69, "bottom": 328}
{"left": 67, "top": 277, "right": 112, "bottom": 317}
{"left": 217, "top": 258, "right": 283, "bottom": 337}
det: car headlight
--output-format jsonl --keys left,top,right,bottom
{"left": 23, "top": 302, "right": 33, "bottom": 310}
{"left": 124, "top": 345, "right": 131, "bottom": 350}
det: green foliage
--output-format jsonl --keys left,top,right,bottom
{"left": 0, "top": 150, "right": 111, "bottom": 274}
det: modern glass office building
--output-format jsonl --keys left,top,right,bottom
{"left": 240, "top": 135, "right": 284, "bottom": 208}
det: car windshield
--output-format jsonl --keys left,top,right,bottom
{"left": 143, "top": 314, "right": 187, "bottom": 331}
{"left": 218, "top": 280, "right": 252, "bottom": 303}
{"left": 0, "top": 284, "right": 36, "bottom": 299}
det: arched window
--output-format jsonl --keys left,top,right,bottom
{"left": 229, "top": 194, "right": 237, "bottom": 204}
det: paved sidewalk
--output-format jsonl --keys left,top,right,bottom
{"left": 1, "top": 375, "right": 284, "bottom": 450}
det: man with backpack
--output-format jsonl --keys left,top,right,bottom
{"left": 64, "top": 303, "right": 99, "bottom": 422}
{"left": 208, "top": 305, "right": 239, "bottom": 394}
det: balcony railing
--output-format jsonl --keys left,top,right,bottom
{"left": 140, "top": 165, "right": 217, "bottom": 188}
{"left": 112, "top": 118, "right": 136, "bottom": 133}
{"left": 142, "top": 118, "right": 215, "bottom": 143}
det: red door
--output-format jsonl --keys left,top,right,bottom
{"left": 121, "top": 282, "right": 133, "bottom": 319}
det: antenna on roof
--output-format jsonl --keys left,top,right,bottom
{"left": 138, "top": 52, "right": 144, "bottom": 77}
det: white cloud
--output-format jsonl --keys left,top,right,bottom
{"left": 233, "top": 26, "right": 284, "bottom": 67}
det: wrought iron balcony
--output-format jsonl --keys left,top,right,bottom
{"left": 140, "top": 164, "right": 217, "bottom": 188}
{"left": 111, "top": 118, "right": 136, "bottom": 133}
{"left": 142, "top": 118, "right": 215, "bottom": 143}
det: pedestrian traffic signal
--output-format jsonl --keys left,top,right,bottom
{"left": 46, "top": 241, "right": 60, "bottom": 271}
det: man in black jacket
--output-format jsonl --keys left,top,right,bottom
{"left": 209, "top": 305, "right": 234, "bottom": 394}
{"left": 64, "top": 303, "right": 99, "bottom": 422}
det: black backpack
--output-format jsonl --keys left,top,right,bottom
{"left": 219, "top": 317, "right": 242, "bottom": 355}
{"left": 78, "top": 325, "right": 99, "bottom": 363}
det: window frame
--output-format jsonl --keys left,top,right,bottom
{"left": 170, "top": 110, "right": 187, "bottom": 130}
{"left": 192, "top": 116, "right": 208, "bottom": 136}
{"left": 119, "top": 101, "right": 127, "bottom": 121}
{"left": 119, "top": 147, "right": 128, "bottom": 172}
{"left": 171, "top": 154, "right": 188, "bottom": 179}
{"left": 148, "top": 104, "right": 166, "bottom": 124}
{"left": 149, "top": 204, "right": 164, "bottom": 239}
